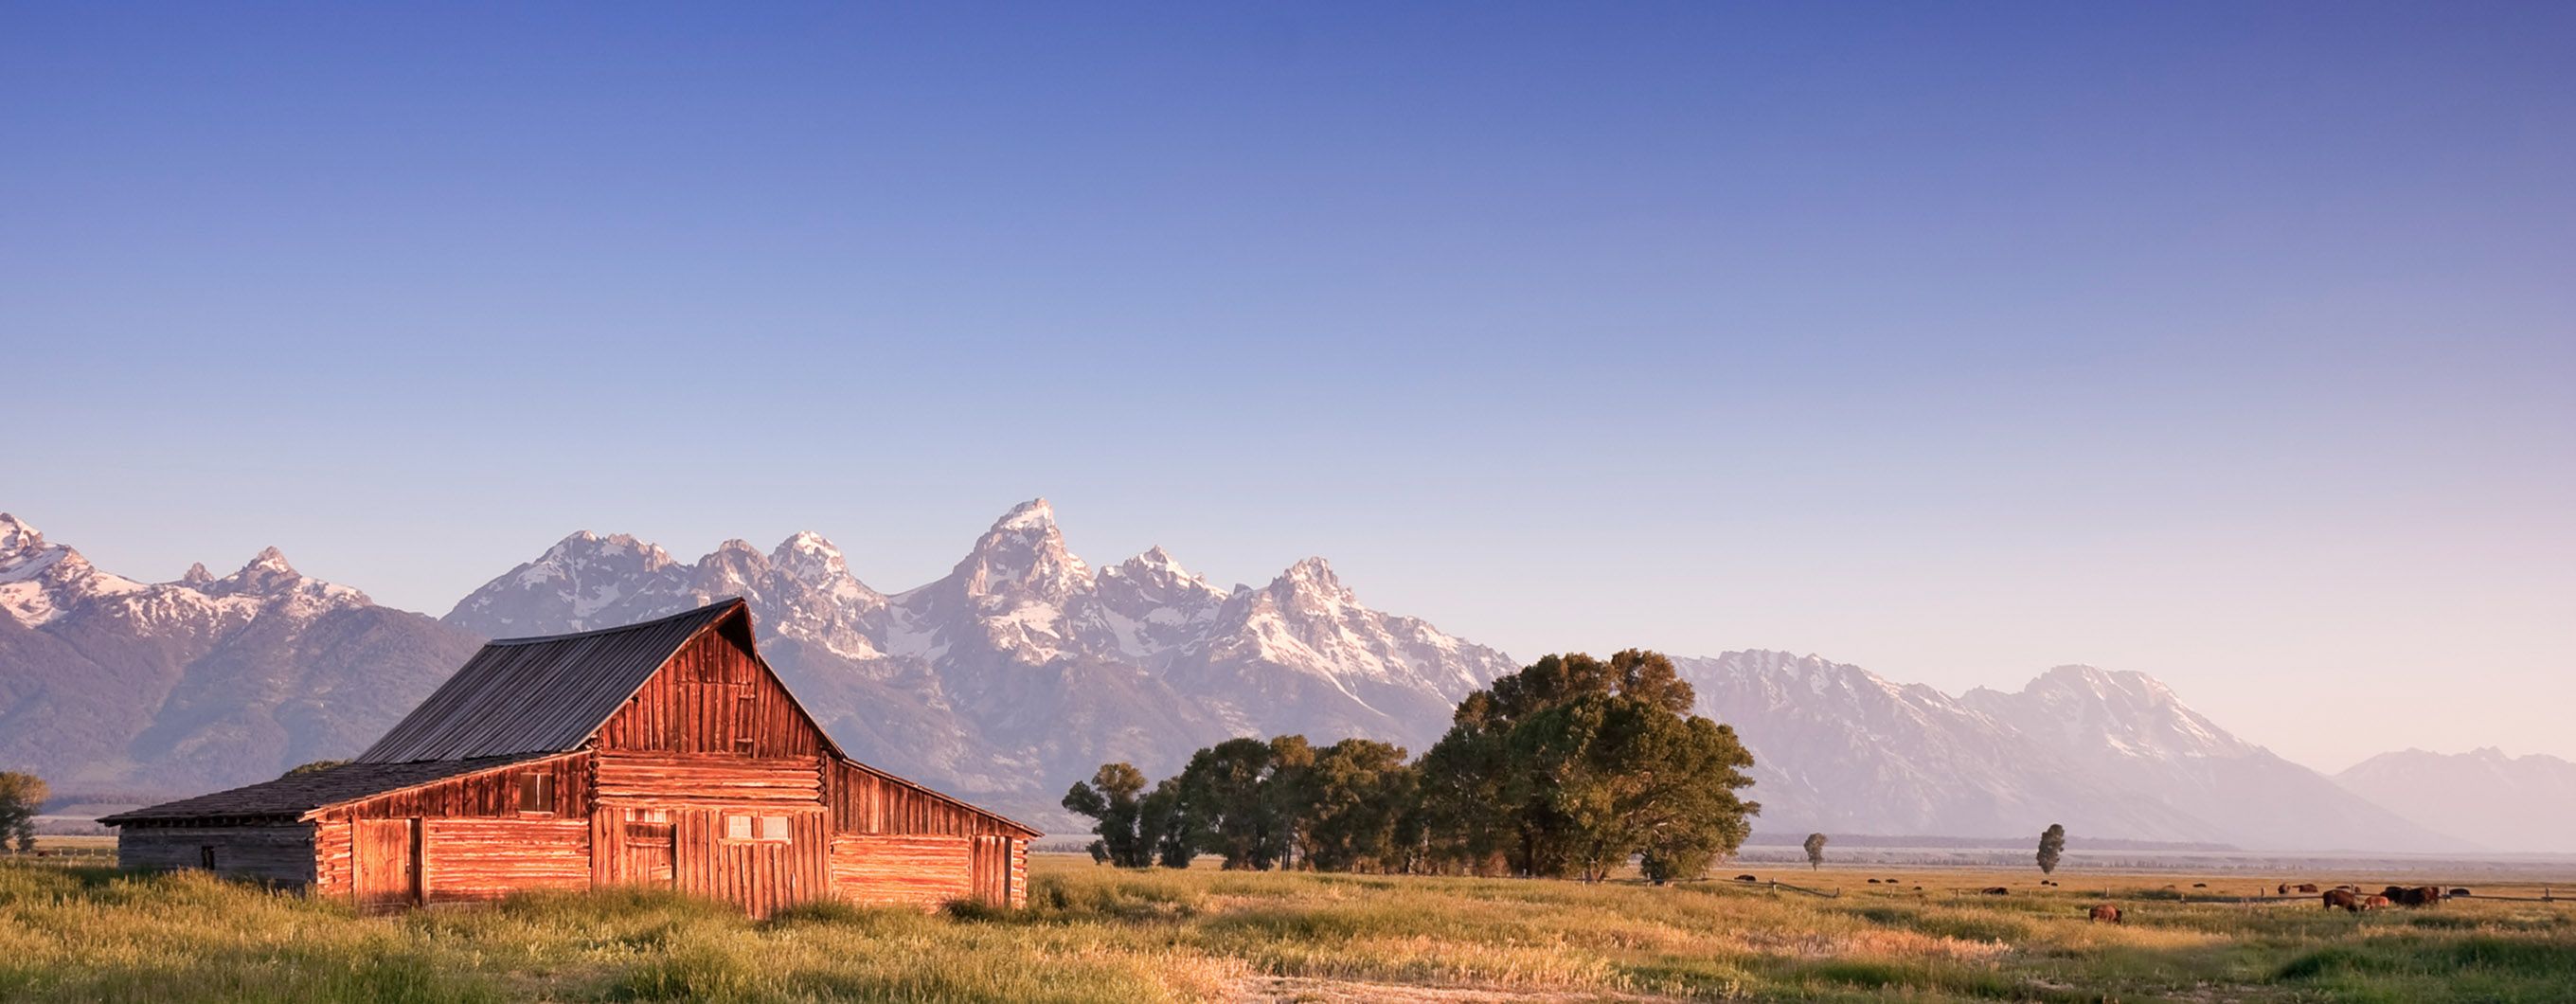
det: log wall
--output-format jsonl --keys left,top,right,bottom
{"left": 828, "top": 834, "right": 974, "bottom": 908}
{"left": 420, "top": 818, "right": 591, "bottom": 903}
{"left": 595, "top": 752, "right": 823, "bottom": 806}
{"left": 116, "top": 823, "right": 317, "bottom": 886}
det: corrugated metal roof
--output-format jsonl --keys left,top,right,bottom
{"left": 353, "top": 599, "right": 745, "bottom": 763}
{"left": 99, "top": 753, "right": 567, "bottom": 823}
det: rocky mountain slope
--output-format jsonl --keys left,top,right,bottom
{"left": 444, "top": 499, "right": 1520, "bottom": 820}
{"left": 0, "top": 514, "right": 482, "bottom": 793}
{"left": 2337, "top": 748, "right": 2576, "bottom": 853}
{"left": 1677, "top": 654, "right": 2468, "bottom": 852}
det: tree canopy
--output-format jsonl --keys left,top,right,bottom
{"left": 1064, "top": 650, "right": 1761, "bottom": 885}
{"left": 2037, "top": 823, "right": 2066, "bottom": 875}
{"left": 0, "top": 771, "right": 47, "bottom": 853}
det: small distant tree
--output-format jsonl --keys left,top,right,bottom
{"left": 1062, "top": 762, "right": 1154, "bottom": 868}
{"left": 2037, "top": 823, "right": 2066, "bottom": 875}
{"left": 282, "top": 760, "right": 349, "bottom": 777}
{"left": 0, "top": 772, "right": 47, "bottom": 853}
{"left": 1803, "top": 833, "right": 1828, "bottom": 870}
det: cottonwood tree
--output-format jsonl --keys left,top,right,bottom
{"left": 1299, "top": 739, "right": 1417, "bottom": 872}
{"left": 0, "top": 772, "right": 47, "bottom": 853}
{"left": 1423, "top": 650, "right": 1759, "bottom": 882}
{"left": 2037, "top": 823, "right": 2066, "bottom": 875}
{"left": 1804, "top": 833, "right": 1828, "bottom": 870}
{"left": 1062, "top": 762, "right": 1154, "bottom": 868}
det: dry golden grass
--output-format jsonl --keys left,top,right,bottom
{"left": 4, "top": 854, "right": 2572, "bottom": 1001}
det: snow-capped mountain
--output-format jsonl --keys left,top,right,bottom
{"left": 440, "top": 499, "right": 1519, "bottom": 820}
{"left": 0, "top": 513, "right": 481, "bottom": 793}
{"left": 2, "top": 502, "right": 2497, "bottom": 850}
{"left": 2338, "top": 748, "right": 2576, "bottom": 853}
{"left": 1678, "top": 653, "right": 2467, "bottom": 852}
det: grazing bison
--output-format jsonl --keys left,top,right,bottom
{"left": 2379, "top": 886, "right": 2442, "bottom": 907}
{"left": 1735, "top": 875, "right": 1758, "bottom": 883}
{"left": 2361, "top": 895, "right": 2391, "bottom": 910}
{"left": 2277, "top": 883, "right": 2289, "bottom": 895}
{"left": 2297, "top": 884, "right": 2319, "bottom": 893}
{"left": 2322, "top": 888, "right": 2362, "bottom": 911}
{"left": 1867, "top": 878, "right": 1881, "bottom": 884}
{"left": 2191, "top": 883, "right": 2208, "bottom": 888}
{"left": 2089, "top": 905, "right": 2122, "bottom": 923}
{"left": 1982, "top": 887, "right": 2011, "bottom": 895}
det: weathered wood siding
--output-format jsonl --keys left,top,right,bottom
{"left": 331, "top": 753, "right": 592, "bottom": 821}
{"left": 825, "top": 760, "right": 1025, "bottom": 837}
{"left": 420, "top": 818, "right": 591, "bottom": 903}
{"left": 595, "top": 753, "right": 823, "bottom": 806}
{"left": 116, "top": 823, "right": 317, "bottom": 886}
{"left": 594, "top": 630, "right": 829, "bottom": 758}
{"left": 828, "top": 834, "right": 974, "bottom": 907}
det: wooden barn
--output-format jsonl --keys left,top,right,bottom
{"left": 102, "top": 598, "right": 1038, "bottom": 915}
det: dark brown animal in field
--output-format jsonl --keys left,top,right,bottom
{"left": 2088, "top": 905, "right": 2122, "bottom": 923}
{"left": 1867, "top": 878, "right": 1880, "bottom": 884}
{"left": 2450, "top": 888, "right": 2471, "bottom": 898}
{"left": 1982, "top": 887, "right": 2010, "bottom": 895}
{"left": 2297, "top": 884, "right": 2319, "bottom": 893}
{"left": 1735, "top": 874, "right": 1758, "bottom": 883}
{"left": 2277, "top": 883, "right": 2288, "bottom": 895}
{"left": 2361, "top": 895, "right": 2391, "bottom": 910}
{"left": 2322, "top": 888, "right": 2361, "bottom": 911}
{"left": 2191, "top": 883, "right": 2208, "bottom": 887}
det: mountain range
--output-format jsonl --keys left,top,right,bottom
{"left": 0, "top": 503, "right": 2521, "bottom": 850}
{"left": 2335, "top": 748, "right": 2576, "bottom": 854}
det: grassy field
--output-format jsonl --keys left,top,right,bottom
{"left": 2, "top": 851, "right": 2571, "bottom": 1003}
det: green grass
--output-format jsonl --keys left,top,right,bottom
{"left": 4, "top": 859, "right": 2572, "bottom": 1002}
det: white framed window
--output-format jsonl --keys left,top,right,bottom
{"left": 724, "top": 814, "right": 791, "bottom": 842}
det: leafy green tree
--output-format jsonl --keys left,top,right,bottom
{"left": 0, "top": 772, "right": 47, "bottom": 853}
{"left": 1138, "top": 778, "right": 1199, "bottom": 869}
{"left": 1804, "top": 833, "right": 1828, "bottom": 870}
{"left": 2037, "top": 823, "right": 2066, "bottom": 875}
{"left": 1179, "top": 738, "right": 1284, "bottom": 869}
{"left": 1061, "top": 762, "right": 1154, "bottom": 868}
{"left": 1301, "top": 739, "right": 1417, "bottom": 872}
{"left": 1422, "top": 650, "right": 1759, "bottom": 881}
{"left": 1262, "top": 735, "right": 1317, "bottom": 869}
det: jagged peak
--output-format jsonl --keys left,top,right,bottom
{"left": 992, "top": 497, "right": 1057, "bottom": 532}
{"left": 771, "top": 530, "right": 850, "bottom": 583}
{"left": 1274, "top": 556, "right": 1357, "bottom": 602}
{"left": 0, "top": 512, "right": 41, "bottom": 553}
{"left": 180, "top": 562, "right": 213, "bottom": 586}
{"left": 539, "top": 529, "right": 675, "bottom": 567}
{"left": 242, "top": 546, "right": 295, "bottom": 576}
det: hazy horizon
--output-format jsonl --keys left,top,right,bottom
{"left": 8, "top": 4, "right": 2570, "bottom": 773}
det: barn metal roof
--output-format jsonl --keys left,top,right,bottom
{"left": 352, "top": 599, "right": 749, "bottom": 763}
{"left": 98, "top": 752, "right": 570, "bottom": 824}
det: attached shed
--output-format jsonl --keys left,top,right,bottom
{"left": 104, "top": 598, "right": 1039, "bottom": 915}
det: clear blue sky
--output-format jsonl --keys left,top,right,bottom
{"left": 6, "top": 3, "right": 2570, "bottom": 771}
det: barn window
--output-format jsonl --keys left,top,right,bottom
{"left": 199, "top": 846, "right": 217, "bottom": 870}
{"left": 724, "top": 814, "right": 792, "bottom": 842}
{"left": 516, "top": 772, "right": 555, "bottom": 815}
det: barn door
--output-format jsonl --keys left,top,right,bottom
{"left": 625, "top": 820, "right": 675, "bottom": 887}
{"left": 354, "top": 818, "right": 421, "bottom": 910}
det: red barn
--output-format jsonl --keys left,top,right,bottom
{"left": 103, "top": 598, "right": 1037, "bottom": 915}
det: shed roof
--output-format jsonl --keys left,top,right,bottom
{"left": 98, "top": 753, "right": 567, "bottom": 824}
{"left": 353, "top": 599, "right": 755, "bottom": 763}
